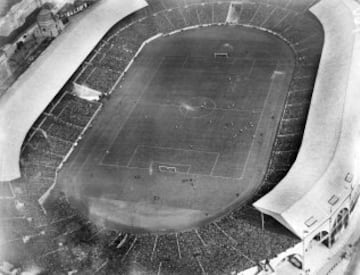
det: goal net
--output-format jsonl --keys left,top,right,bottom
{"left": 159, "top": 165, "right": 177, "bottom": 173}
{"left": 214, "top": 52, "right": 229, "bottom": 58}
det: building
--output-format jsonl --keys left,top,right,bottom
{"left": 35, "top": 7, "right": 64, "bottom": 38}
{"left": 0, "top": 50, "right": 12, "bottom": 83}
{"left": 0, "top": 0, "right": 42, "bottom": 37}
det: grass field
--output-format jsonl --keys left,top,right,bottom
{"left": 58, "top": 25, "right": 295, "bottom": 232}
{"left": 102, "top": 55, "right": 275, "bottom": 178}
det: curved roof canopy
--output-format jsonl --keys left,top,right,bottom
{"left": 0, "top": 0, "right": 148, "bottom": 182}
{"left": 254, "top": 0, "right": 360, "bottom": 239}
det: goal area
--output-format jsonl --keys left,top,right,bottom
{"left": 158, "top": 165, "right": 177, "bottom": 173}
{"left": 214, "top": 52, "right": 229, "bottom": 58}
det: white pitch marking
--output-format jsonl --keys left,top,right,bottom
{"left": 149, "top": 160, "right": 154, "bottom": 176}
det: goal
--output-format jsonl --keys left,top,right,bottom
{"left": 159, "top": 165, "right": 177, "bottom": 173}
{"left": 214, "top": 52, "right": 229, "bottom": 58}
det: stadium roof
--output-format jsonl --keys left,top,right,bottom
{"left": 254, "top": 0, "right": 360, "bottom": 239}
{"left": 0, "top": 0, "right": 148, "bottom": 181}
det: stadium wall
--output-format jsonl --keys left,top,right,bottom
{"left": 0, "top": 0, "right": 148, "bottom": 181}
{"left": 254, "top": 0, "right": 360, "bottom": 240}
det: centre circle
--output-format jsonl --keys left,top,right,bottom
{"left": 178, "top": 96, "right": 216, "bottom": 118}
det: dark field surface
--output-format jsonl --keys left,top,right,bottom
{"left": 58, "top": 25, "right": 295, "bottom": 232}
{"left": 102, "top": 55, "right": 279, "bottom": 178}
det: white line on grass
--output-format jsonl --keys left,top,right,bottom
{"left": 99, "top": 59, "right": 165, "bottom": 165}
{"left": 210, "top": 153, "right": 221, "bottom": 176}
{"left": 239, "top": 61, "right": 281, "bottom": 180}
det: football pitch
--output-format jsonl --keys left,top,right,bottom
{"left": 58, "top": 25, "right": 295, "bottom": 232}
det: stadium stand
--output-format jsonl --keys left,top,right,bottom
{"left": 255, "top": 0, "right": 360, "bottom": 248}
{"left": 153, "top": 12, "right": 175, "bottom": 33}
{"left": 145, "top": 0, "right": 165, "bottom": 13}
{"left": 136, "top": 16, "right": 163, "bottom": 38}
{"left": 197, "top": 4, "right": 213, "bottom": 25}
{"left": 250, "top": 4, "right": 275, "bottom": 27}
{"left": 182, "top": 5, "right": 201, "bottom": 26}
{"left": 0, "top": 0, "right": 333, "bottom": 273}
{"left": 213, "top": 2, "right": 230, "bottom": 24}
{"left": 164, "top": 8, "right": 187, "bottom": 30}
{"left": 261, "top": 7, "right": 291, "bottom": 30}
{"left": 286, "top": 0, "right": 321, "bottom": 13}
{"left": 237, "top": 3, "right": 259, "bottom": 25}
{"left": 273, "top": 10, "right": 299, "bottom": 36}
{"left": 84, "top": 67, "right": 120, "bottom": 94}
{"left": 0, "top": 0, "right": 148, "bottom": 181}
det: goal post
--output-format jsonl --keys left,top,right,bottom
{"left": 214, "top": 52, "right": 229, "bottom": 58}
{"left": 159, "top": 165, "right": 177, "bottom": 173}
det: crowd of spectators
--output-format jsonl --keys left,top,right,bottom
{"left": 73, "top": 2, "right": 232, "bottom": 95}
{"left": 213, "top": 2, "right": 231, "bottom": 24}
{"left": 1, "top": 0, "right": 324, "bottom": 274}
{"left": 166, "top": 9, "right": 187, "bottom": 30}
{"left": 221, "top": 1, "right": 324, "bottom": 201}
{"left": 0, "top": 89, "right": 102, "bottom": 273}
{"left": 182, "top": 6, "right": 201, "bottom": 26}
{"left": 198, "top": 5, "right": 214, "bottom": 25}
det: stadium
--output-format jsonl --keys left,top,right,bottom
{"left": 1, "top": 0, "right": 360, "bottom": 274}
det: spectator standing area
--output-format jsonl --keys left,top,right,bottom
{"left": 0, "top": 0, "right": 148, "bottom": 181}
{"left": 58, "top": 25, "right": 295, "bottom": 232}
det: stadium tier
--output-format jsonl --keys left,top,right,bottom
{"left": 2, "top": 0, "right": 360, "bottom": 274}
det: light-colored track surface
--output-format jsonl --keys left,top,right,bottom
{"left": 0, "top": 0, "right": 148, "bottom": 181}
{"left": 254, "top": 0, "right": 360, "bottom": 239}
